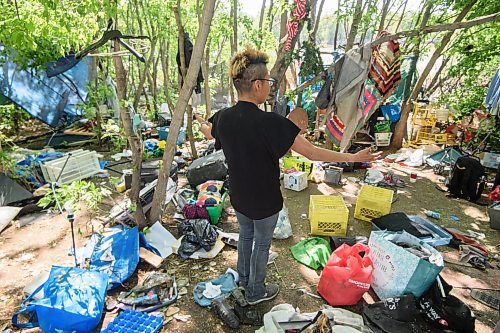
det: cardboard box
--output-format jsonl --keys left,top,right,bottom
{"left": 481, "top": 152, "right": 500, "bottom": 169}
{"left": 284, "top": 172, "right": 308, "bottom": 192}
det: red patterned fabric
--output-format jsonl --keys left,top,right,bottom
{"left": 285, "top": 0, "right": 307, "bottom": 51}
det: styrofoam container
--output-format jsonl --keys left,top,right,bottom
{"left": 284, "top": 172, "right": 308, "bottom": 192}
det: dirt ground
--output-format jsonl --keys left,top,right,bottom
{"left": 1, "top": 157, "right": 499, "bottom": 332}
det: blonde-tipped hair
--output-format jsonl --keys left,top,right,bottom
{"left": 229, "top": 48, "right": 269, "bottom": 93}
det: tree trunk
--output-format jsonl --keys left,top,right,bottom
{"left": 378, "top": 0, "right": 391, "bottom": 34}
{"left": 160, "top": 39, "right": 176, "bottom": 112}
{"left": 267, "top": 0, "right": 275, "bottom": 32}
{"left": 395, "top": 0, "right": 409, "bottom": 32}
{"left": 268, "top": 3, "right": 307, "bottom": 106}
{"left": 112, "top": 40, "right": 147, "bottom": 228}
{"left": 258, "top": 0, "right": 267, "bottom": 47}
{"left": 133, "top": 37, "right": 157, "bottom": 111}
{"left": 312, "top": 0, "right": 326, "bottom": 41}
{"left": 392, "top": 1, "right": 478, "bottom": 148}
{"left": 186, "top": 104, "right": 198, "bottom": 159}
{"left": 229, "top": 0, "right": 238, "bottom": 104}
{"left": 202, "top": 43, "right": 212, "bottom": 119}
{"left": 174, "top": 1, "right": 197, "bottom": 160}
{"left": 333, "top": 0, "right": 341, "bottom": 49}
{"left": 345, "top": 0, "right": 363, "bottom": 52}
{"left": 149, "top": 0, "right": 216, "bottom": 223}
{"left": 279, "top": 2, "right": 287, "bottom": 40}
{"left": 427, "top": 56, "right": 449, "bottom": 94}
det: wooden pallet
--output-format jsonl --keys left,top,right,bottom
{"left": 63, "top": 127, "right": 96, "bottom": 136}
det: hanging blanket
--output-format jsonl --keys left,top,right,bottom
{"left": 325, "top": 32, "right": 401, "bottom": 150}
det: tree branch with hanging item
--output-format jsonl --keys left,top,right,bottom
{"left": 149, "top": 0, "right": 216, "bottom": 224}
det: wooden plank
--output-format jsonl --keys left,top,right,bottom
{"left": 63, "top": 128, "right": 96, "bottom": 136}
{"left": 139, "top": 248, "right": 164, "bottom": 268}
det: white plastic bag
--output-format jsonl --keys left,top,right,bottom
{"left": 273, "top": 205, "right": 293, "bottom": 239}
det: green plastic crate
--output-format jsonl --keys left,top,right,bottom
{"left": 206, "top": 192, "right": 228, "bottom": 225}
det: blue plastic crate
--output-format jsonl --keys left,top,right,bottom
{"left": 101, "top": 310, "right": 163, "bottom": 333}
{"left": 372, "top": 215, "right": 452, "bottom": 247}
{"left": 157, "top": 126, "right": 186, "bottom": 145}
{"left": 407, "top": 215, "right": 452, "bottom": 246}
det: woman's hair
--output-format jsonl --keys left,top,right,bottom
{"left": 229, "top": 48, "right": 269, "bottom": 93}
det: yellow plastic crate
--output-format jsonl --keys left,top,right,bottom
{"left": 309, "top": 195, "right": 348, "bottom": 236}
{"left": 354, "top": 185, "right": 393, "bottom": 222}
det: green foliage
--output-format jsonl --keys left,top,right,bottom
{"left": 101, "top": 119, "right": 127, "bottom": 153}
{"left": 38, "top": 180, "right": 111, "bottom": 213}
{"left": 0, "top": 105, "right": 30, "bottom": 135}
{"left": 296, "top": 40, "right": 324, "bottom": 78}
{"left": 0, "top": 0, "right": 110, "bottom": 68}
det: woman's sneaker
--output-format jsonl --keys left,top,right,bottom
{"left": 246, "top": 284, "right": 279, "bottom": 305}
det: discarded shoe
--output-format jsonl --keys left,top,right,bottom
{"left": 211, "top": 297, "right": 240, "bottom": 329}
{"left": 231, "top": 287, "right": 249, "bottom": 307}
{"left": 246, "top": 283, "right": 279, "bottom": 305}
{"left": 234, "top": 303, "right": 262, "bottom": 326}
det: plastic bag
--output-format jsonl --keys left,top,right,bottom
{"left": 317, "top": 243, "right": 373, "bottom": 306}
{"left": 12, "top": 266, "right": 108, "bottom": 332}
{"left": 89, "top": 226, "right": 139, "bottom": 289}
{"left": 177, "top": 219, "right": 218, "bottom": 260}
{"left": 273, "top": 205, "right": 293, "bottom": 239}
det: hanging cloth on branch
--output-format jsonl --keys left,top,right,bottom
{"left": 285, "top": 0, "right": 307, "bottom": 51}
{"left": 325, "top": 31, "right": 401, "bottom": 150}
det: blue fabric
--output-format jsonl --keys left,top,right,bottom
{"left": 12, "top": 266, "right": 108, "bottom": 332}
{"left": 485, "top": 68, "right": 499, "bottom": 115}
{"left": 193, "top": 273, "right": 238, "bottom": 307}
{"left": 0, "top": 47, "right": 91, "bottom": 126}
{"left": 89, "top": 226, "right": 139, "bottom": 289}
{"left": 15, "top": 152, "right": 65, "bottom": 187}
{"left": 380, "top": 104, "right": 401, "bottom": 123}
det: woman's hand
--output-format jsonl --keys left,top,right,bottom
{"left": 353, "top": 147, "right": 383, "bottom": 162}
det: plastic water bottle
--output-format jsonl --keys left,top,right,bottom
{"left": 426, "top": 210, "right": 441, "bottom": 219}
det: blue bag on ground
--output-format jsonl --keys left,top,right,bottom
{"left": 12, "top": 266, "right": 108, "bottom": 332}
{"left": 193, "top": 272, "right": 237, "bottom": 307}
{"left": 89, "top": 226, "right": 139, "bottom": 289}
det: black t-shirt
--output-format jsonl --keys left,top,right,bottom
{"left": 209, "top": 101, "right": 300, "bottom": 219}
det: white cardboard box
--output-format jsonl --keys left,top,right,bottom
{"left": 481, "top": 152, "right": 500, "bottom": 169}
{"left": 284, "top": 172, "right": 308, "bottom": 192}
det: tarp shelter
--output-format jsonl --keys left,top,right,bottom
{"left": 0, "top": 173, "right": 32, "bottom": 206}
{"left": 485, "top": 67, "right": 499, "bottom": 116}
{"left": 0, "top": 47, "right": 92, "bottom": 126}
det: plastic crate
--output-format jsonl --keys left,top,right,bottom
{"left": 309, "top": 195, "right": 348, "bottom": 236}
{"left": 157, "top": 126, "right": 186, "bottom": 145}
{"left": 375, "top": 132, "right": 392, "bottom": 147}
{"left": 206, "top": 192, "right": 228, "bottom": 225}
{"left": 101, "top": 309, "right": 163, "bottom": 333}
{"left": 40, "top": 149, "right": 100, "bottom": 186}
{"left": 415, "top": 127, "right": 452, "bottom": 145}
{"left": 354, "top": 185, "right": 393, "bottom": 222}
{"left": 372, "top": 215, "right": 452, "bottom": 246}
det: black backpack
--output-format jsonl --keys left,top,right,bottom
{"left": 447, "top": 156, "right": 485, "bottom": 202}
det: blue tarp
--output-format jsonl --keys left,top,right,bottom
{"left": 485, "top": 68, "right": 499, "bottom": 115}
{"left": 0, "top": 47, "right": 91, "bottom": 126}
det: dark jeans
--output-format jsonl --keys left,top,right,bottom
{"left": 235, "top": 210, "right": 279, "bottom": 299}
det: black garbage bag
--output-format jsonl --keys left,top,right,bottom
{"left": 418, "top": 276, "right": 475, "bottom": 333}
{"left": 362, "top": 294, "right": 421, "bottom": 333}
{"left": 177, "top": 219, "right": 218, "bottom": 260}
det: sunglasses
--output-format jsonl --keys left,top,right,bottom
{"left": 251, "top": 78, "right": 277, "bottom": 87}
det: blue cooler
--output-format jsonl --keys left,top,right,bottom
{"left": 157, "top": 126, "right": 186, "bottom": 145}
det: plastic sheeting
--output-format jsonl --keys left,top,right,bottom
{"left": 0, "top": 47, "right": 91, "bottom": 126}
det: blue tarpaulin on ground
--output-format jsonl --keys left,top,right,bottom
{"left": 0, "top": 47, "right": 91, "bottom": 126}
